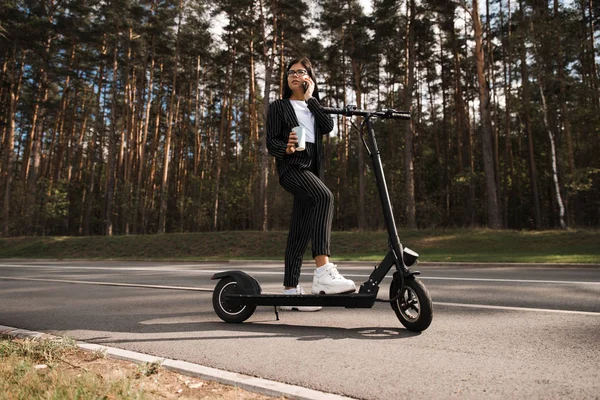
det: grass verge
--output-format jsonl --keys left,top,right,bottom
{"left": 0, "top": 229, "right": 598, "bottom": 263}
{"left": 0, "top": 335, "right": 273, "bottom": 399}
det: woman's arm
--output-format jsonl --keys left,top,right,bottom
{"left": 266, "top": 101, "right": 288, "bottom": 159}
{"left": 306, "top": 97, "right": 334, "bottom": 135}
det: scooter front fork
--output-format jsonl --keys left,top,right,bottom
{"left": 358, "top": 249, "right": 421, "bottom": 297}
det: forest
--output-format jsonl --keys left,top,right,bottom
{"left": 0, "top": 0, "right": 599, "bottom": 237}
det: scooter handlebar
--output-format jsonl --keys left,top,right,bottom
{"left": 321, "top": 106, "right": 411, "bottom": 120}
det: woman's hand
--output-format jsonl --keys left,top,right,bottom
{"left": 303, "top": 77, "right": 314, "bottom": 101}
{"left": 286, "top": 131, "right": 297, "bottom": 154}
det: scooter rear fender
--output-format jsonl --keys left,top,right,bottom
{"left": 211, "top": 270, "right": 262, "bottom": 295}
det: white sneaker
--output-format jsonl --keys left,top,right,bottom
{"left": 279, "top": 286, "right": 322, "bottom": 312}
{"left": 312, "top": 263, "right": 356, "bottom": 294}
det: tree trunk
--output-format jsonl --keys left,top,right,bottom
{"left": 144, "top": 61, "right": 165, "bottom": 232}
{"left": 70, "top": 86, "right": 91, "bottom": 234}
{"left": 0, "top": 54, "right": 7, "bottom": 155}
{"left": 259, "top": 0, "right": 278, "bottom": 231}
{"left": 539, "top": 84, "right": 567, "bottom": 229}
{"left": 104, "top": 39, "right": 120, "bottom": 236}
{"left": 352, "top": 57, "right": 366, "bottom": 230}
{"left": 47, "top": 43, "right": 77, "bottom": 193}
{"left": 403, "top": 0, "right": 417, "bottom": 228}
{"left": 553, "top": 1, "right": 575, "bottom": 178}
{"left": 2, "top": 46, "right": 24, "bottom": 236}
{"left": 585, "top": 0, "right": 599, "bottom": 108}
{"left": 486, "top": 0, "right": 501, "bottom": 204}
{"left": 500, "top": 0, "right": 516, "bottom": 228}
{"left": 121, "top": 27, "right": 137, "bottom": 235}
{"left": 341, "top": 47, "right": 349, "bottom": 229}
{"left": 518, "top": 0, "right": 542, "bottom": 229}
{"left": 84, "top": 36, "right": 108, "bottom": 236}
{"left": 158, "top": 2, "right": 182, "bottom": 233}
{"left": 248, "top": 32, "right": 260, "bottom": 228}
{"left": 440, "top": 30, "right": 450, "bottom": 222}
{"left": 134, "top": 36, "right": 155, "bottom": 233}
{"left": 214, "top": 44, "right": 235, "bottom": 230}
{"left": 472, "top": 0, "right": 502, "bottom": 229}
{"left": 194, "top": 55, "right": 203, "bottom": 177}
{"left": 451, "top": 21, "right": 465, "bottom": 173}
{"left": 279, "top": 31, "right": 285, "bottom": 99}
{"left": 553, "top": 0, "right": 576, "bottom": 225}
{"left": 21, "top": 24, "right": 51, "bottom": 186}
{"left": 346, "top": 0, "right": 366, "bottom": 230}
{"left": 467, "top": 90, "right": 477, "bottom": 225}
{"left": 530, "top": 11, "right": 567, "bottom": 229}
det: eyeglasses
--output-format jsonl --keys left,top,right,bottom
{"left": 287, "top": 69, "right": 308, "bottom": 77}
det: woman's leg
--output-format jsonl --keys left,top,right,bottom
{"left": 309, "top": 177, "right": 334, "bottom": 261}
{"left": 280, "top": 169, "right": 334, "bottom": 288}
{"left": 314, "top": 255, "right": 329, "bottom": 268}
{"left": 283, "top": 195, "right": 312, "bottom": 288}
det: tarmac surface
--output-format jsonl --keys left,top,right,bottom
{"left": 1, "top": 260, "right": 599, "bottom": 399}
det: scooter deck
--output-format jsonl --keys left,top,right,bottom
{"left": 224, "top": 292, "right": 377, "bottom": 308}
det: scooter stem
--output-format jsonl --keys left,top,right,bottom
{"left": 364, "top": 117, "right": 407, "bottom": 273}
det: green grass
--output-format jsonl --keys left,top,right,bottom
{"left": 0, "top": 229, "right": 599, "bottom": 263}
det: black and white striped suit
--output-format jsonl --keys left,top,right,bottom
{"left": 266, "top": 97, "right": 335, "bottom": 287}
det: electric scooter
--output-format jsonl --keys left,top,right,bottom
{"left": 211, "top": 105, "right": 433, "bottom": 332}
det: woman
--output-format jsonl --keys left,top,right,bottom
{"left": 266, "top": 57, "right": 356, "bottom": 311}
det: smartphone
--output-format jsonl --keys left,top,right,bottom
{"left": 302, "top": 81, "right": 308, "bottom": 94}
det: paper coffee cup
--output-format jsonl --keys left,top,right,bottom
{"left": 292, "top": 126, "right": 306, "bottom": 151}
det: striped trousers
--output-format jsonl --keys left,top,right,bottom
{"left": 279, "top": 167, "right": 334, "bottom": 287}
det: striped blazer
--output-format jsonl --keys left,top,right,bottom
{"left": 266, "top": 97, "right": 334, "bottom": 180}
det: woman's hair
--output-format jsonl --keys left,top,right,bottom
{"left": 282, "top": 57, "right": 321, "bottom": 101}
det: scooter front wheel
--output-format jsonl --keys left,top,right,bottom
{"left": 213, "top": 277, "right": 256, "bottom": 323}
{"left": 390, "top": 276, "right": 433, "bottom": 332}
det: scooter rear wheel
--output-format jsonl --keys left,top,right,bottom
{"left": 390, "top": 276, "right": 433, "bottom": 332}
{"left": 213, "top": 277, "right": 256, "bottom": 323}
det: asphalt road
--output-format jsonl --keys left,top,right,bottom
{"left": 1, "top": 260, "right": 599, "bottom": 399}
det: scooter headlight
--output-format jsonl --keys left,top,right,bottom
{"left": 403, "top": 247, "right": 419, "bottom": 267}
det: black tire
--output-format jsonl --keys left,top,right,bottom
{"left": 390, "top": 276, "right": 433, "bottom": 332}
{"left": 212, "top": 277, "right": 256, "bottom": 323}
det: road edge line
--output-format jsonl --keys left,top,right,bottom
{"left": 0, "top": 324, "right": 355, "bottom": 400}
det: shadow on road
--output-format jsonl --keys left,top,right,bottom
{"left": 90, "top": 320, "right": 420, "bottom": 344}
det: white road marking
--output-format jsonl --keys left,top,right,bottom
{"left": 1, "top": 264, "right": 599, "bottom": 286}
{"left": 0, "top": 276, "right": 212, "bottom": 292}
{"left": 339, "top": 273, "right": 600, "bottom": 285}
{"left": 0, "top": 263, "right": 218, "bottom": 272}
{"left": 418, "top": 276, "right": 600, "bottom": 285}
{"left": 435, "top": 302, "right": 600, "bottom": 316}
{"left": 1, "top": 276, "right": 598, "bottom": 316}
